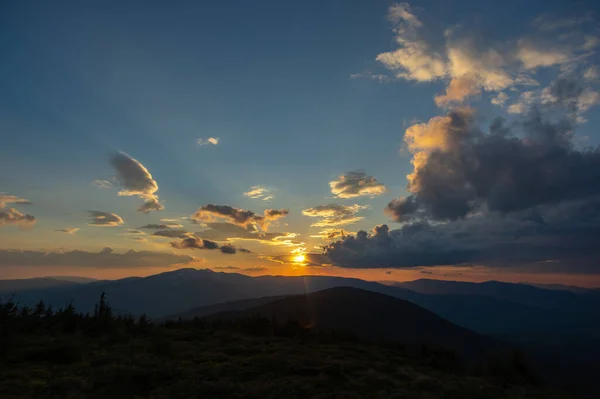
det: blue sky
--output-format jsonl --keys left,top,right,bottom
{"left": 2, "top": 1, "right": 600, "bottom": 285}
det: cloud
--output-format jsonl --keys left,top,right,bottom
{"left": 131, "top": 237, "right": 147, "bottom": 242}
{"left": 110, "top": 152, "right": 164, "bottom": 213}
{"left": 343, "top": 5, "right": 600, "bottom": 273}
{"left": 93, "top": 180, "right": 113, "bottom": 189}
{"left": 126, "top": 229, "right": 145, "bottom": 235}
{"left": 54, "top": 227, "right": 80, "bottom": 234}
{"left": 373, "top": 4, "right": 599, "bottom": 111}
{"left": 196, "top": 222, "right": 279, "bottom": 241}
{"left": 139, "top": 223, "right": 184, "bottom": 230}
{"left": 375, "top": 4, "right": 446, "bottom": 83}
{"left": 329, "top": 172, "right": 387, "bottom": 198}
{"left": 434, "top": 76, "right": 481, "bottom": 107}
{"left": 243, "top": 186, "right": 274, "bottom": 201}
{"left": 0, "top": 208, "right": 36, "bottom": 227}
{"left": 533, "top": 13, "right": 594, "bottom": 31}
{"left": 325, "top": 195, "right": 600, "bottom": 272}
{"left": 0, "top": 248, "right": 196, "bottom": 268}
{"left": 152, "top": 229, "right": 190, "bottom": 238}
{"left": 197, "top": 137, "right": 219, "bottom": 146}
{"left": 302, "top": 204, "right": 368, "bottom": 227}
{"left": 389, "top": 93, "right": 600, "bottom": 222}
{"left": 309, "top": 228, "right": 354, "bottom": 241}
{"left": 220, "top": 244, "right": 237, "bottom": 254}
{"left": 87, "top": 211, "right": 124, "bottom": 226}
{"left": 0, "top": 193, "right": 31, "bottom": 208}
{"left": 170, "top": 236, "right": 220, "bottom": 250}
{"left": 191, "top": 204, "right": 288, "bottom": 230}
{"left": 192, "top": 222, "right": 298, "bottom": 250}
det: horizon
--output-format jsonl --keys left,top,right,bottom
{"left": 1, "top": 266, "right": 599, "bottom": 289}
{"left": 2, "top": 0, "right": 600, "bottom": 287}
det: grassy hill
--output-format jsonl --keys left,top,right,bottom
{"left": 1, "top": 296, "right": 565, "bottom": 399}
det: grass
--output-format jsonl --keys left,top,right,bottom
{"left": 1, "top": 323, "right": 570, "bottom": 399}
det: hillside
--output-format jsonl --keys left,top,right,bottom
{"left": 204, "top": 287, "right": 504, "bottom": 360}
{"left": 0, "top": 278, "right": 82, "bottom": 295}
{"left": 1, "top": 297, "right": 564, "bottom": 399}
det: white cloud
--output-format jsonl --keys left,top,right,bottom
{"left": 93, "top": 180, "right": 113, "bottom": 189}
{"left": 243, "top": 186, "right": 274, "bottom": 201}
{"left": 372, "top": 4, "right": 599, "bottom": 111}
{"left": 54, "top": 227, "right": 80, "bottom": 234}
{"left": 197, "top": 137, "right": 219, "bottom": 146}
{"left": 0, "top": 193, "right": 31, "bottom": 208}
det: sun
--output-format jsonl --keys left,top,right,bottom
{"left": 292, "top": 254, "right": 306, "bottom": 263}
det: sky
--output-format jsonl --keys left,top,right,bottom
{"left": 2, "top": 0, "right": 600, "bottom": 286}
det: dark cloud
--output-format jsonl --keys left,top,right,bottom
{"left": 196, "top": 222, "right": 283, "bottom": 241}
{"left": 389, "top": 99, "right": 600, "bottom": 221}
{"left": 329, "top": 171, "right": 387, "bottom": 198}
{"left": 87, "top": 211, "right": 124, "bottom": 226}
{"left": 220, "top": 244, "right": 237, "bottom": 254}
{"left": 385, "top": 271, "right": 392, "bottom": 275}
{"left": 110, "top": 152, "right": 164, "bottom": 213}
{"left": 325, "top": 196, "right": 600, "bottom": 272}
{"left": 170, "top": 236, "right": 221, "bottom": 251}
{"left": 152, "top": 230, "right": 190, "bottom": 238}
{"left": 385, "top": 196, "right": 421, "bottom": 222}
{"left": 214, "top": 266, "right": 241, "bottom": 270}
{"left": 192, "top": 205, "right": 288, "bottom": 230}
{"left": 139, "top": 223, "right": 184, "bottom": 230}
{"left": 0, "top": 248, "right": 195, "bottom": 268}
{"left": 238, "top": 248, "right": 252, "bottom": 253}
{"left": 0, "top": 208, "right": 36, "bottom": 227}
{"left": 302, "top": 204, "right": 367, "bottom": 227}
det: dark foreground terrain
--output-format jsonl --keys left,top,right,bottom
{"left": 1, "top": 292, "right": 573, "bottom": 399}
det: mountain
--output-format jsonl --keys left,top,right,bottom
{"left": 166, "top": 294, "right": 289, "bottom": 321}
{"left": 394, "top": 279, "right": 599, "bottom": 314}
{"left": 42, "top": 276, "right": 99, "bottom": 283}
{"left": 7, "top": 269, "right": 600, "bottom": 336}
{"left": 205, "top": 287, "right": 504, "bottom": 360}
{"left": 0, "top": 277, "right": 84, "bottom": 295}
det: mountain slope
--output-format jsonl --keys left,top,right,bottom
{"left": 395, "top": 279, "right": 599, "bottom": 314}
{"left": 206, "top": 287, "right": 504, "bottom": 359}
{"left": 0, "top": 278, "right": 83, "bottom": 295}
{"left": 165, "top": 294, "right": 290, "bottom": 321}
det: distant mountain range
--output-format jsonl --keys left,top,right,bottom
{"left": 3, "top": 269, "right": 599, "bottom": 337}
